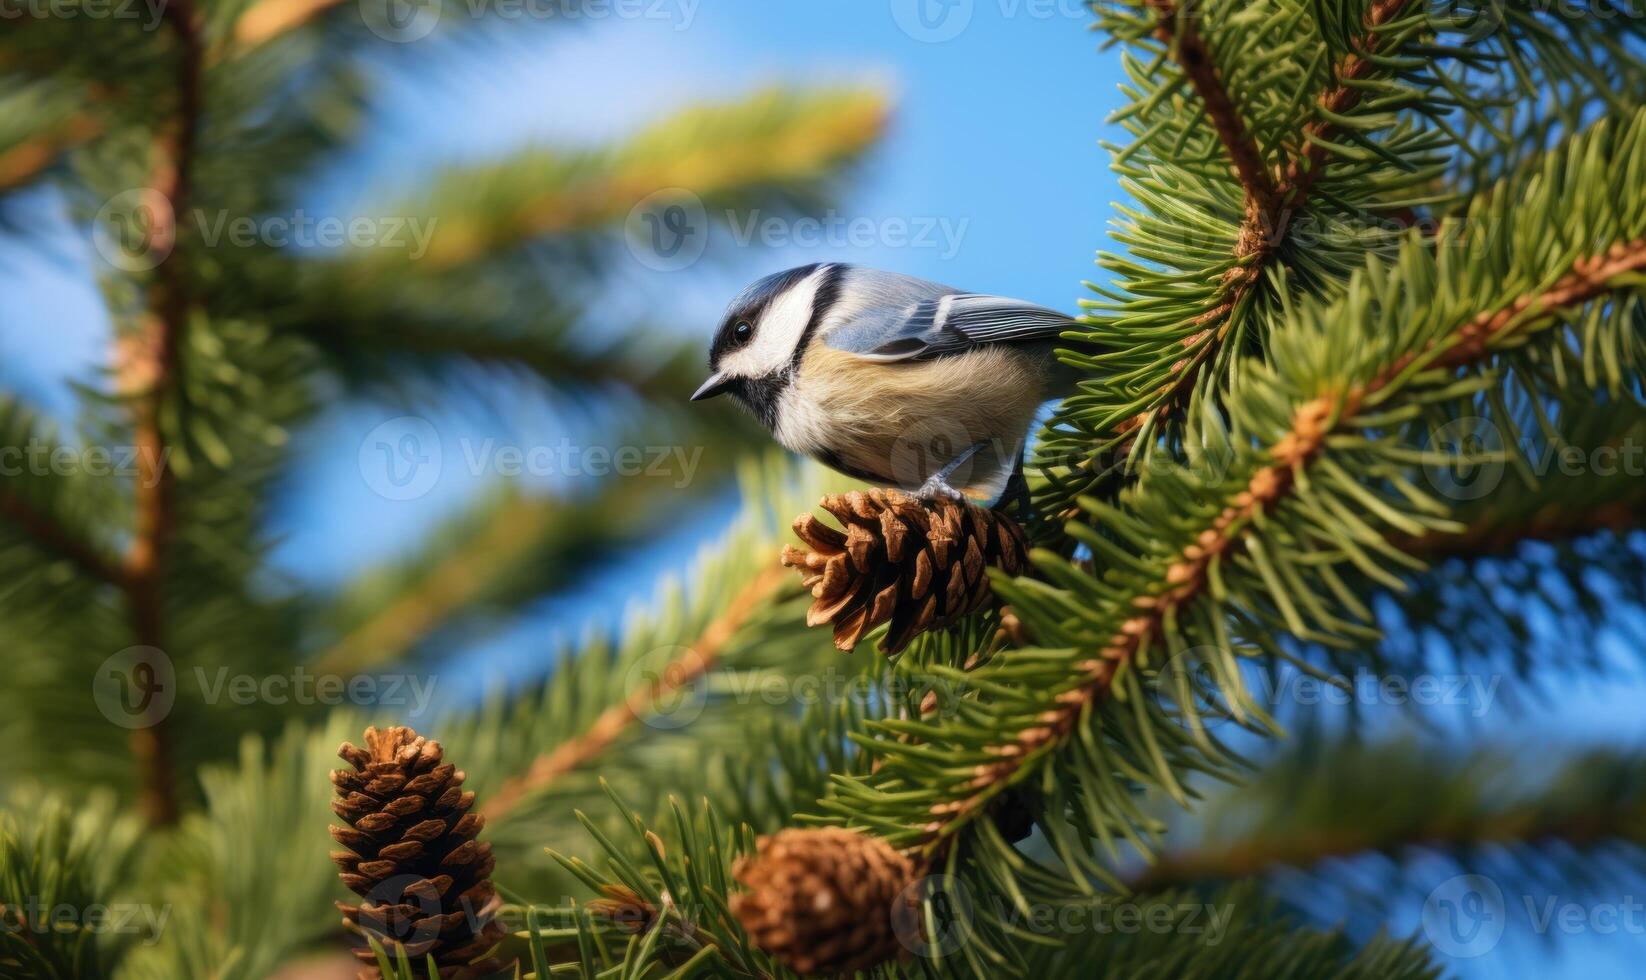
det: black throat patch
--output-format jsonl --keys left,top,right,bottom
{"left": 732, "top": 373, "right": 786, "bottom": 430}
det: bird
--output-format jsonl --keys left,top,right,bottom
{"left": 690, "top": 262, "right": 1082, "bottom": 509}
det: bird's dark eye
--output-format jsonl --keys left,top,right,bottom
{"left": 733, "top": 320, "right": 753, "bottom": 344}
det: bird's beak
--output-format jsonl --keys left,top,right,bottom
{"left": 691, "top": 371, "right": 733, "bottom": 402}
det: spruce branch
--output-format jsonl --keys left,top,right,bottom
{"left": 931, "top": 236, "right": 1646, "bottom": 856}
{"left": 239, "top": 87, "right": 888, "bottom": 405}
{"left": 920, "top": 397, "right": 1344, "bottom": 859}
{"left": 1128, "top": 740, "right": 1646, "bottom": 897}
{"left": 0, "top": 795, "right": 143, "bottom": 980}
{"left": 233, "top": 0, "right": 350, "bottom": 46}
{"left": 837, "top": 109, "right": 1646, "bottom": 896}
{"left": 0, "top": 112, "right": 100, "bottom": 192}
{"left": 0, "top": 486, "right": 126, "bottom": 587}
{"left": 314, "top": 423, "right": 751, "bottom": 676}
{"left": 428, "top": 461, "right": 859, "bottom": 891}
{"left": 313, "top": 489, "right": 591, "bottom": 677}
{"left": 0, "top": 400, "right": 131, "bottom": 650}
{"left": 119, "top": 373, "right": 180, "bottom": 823}
{"left": 371, "top": 86, "right": 889, "bottom": 271}
{"left": 116, "top": 0, "right": 204, "bottom": 828}
{"left": 529, "top": 789, "right": 1443, "bottom": 979}
{"left": 1396, "top": 497, "right": 1646, "bottom": 561}
{"left": 1145, "top": 0, "right": 1277, "bottom": 212}
{"left": 321, "top": 323, "right": 704, "bottom": 405}
{"left": 1428, "top": 239, "right": 1646, "bottom": 370}
{"left": 1272, "top": 0, "right": 1414, "bottom": 219}
{"left": 1038, "top": 0, "right": 1646, "bottom": 516}
{"left": 0, "top": 0, "right": 336, "bottom": 192}
{"left": 1113, "top": 0, "right": 1416, "bottom": 456}
{"left": 1131, "top": 799, "right": 1646, "bottom": 894}
{"left": 479, "top": 563, "right": 793, "bottom": 825}
{"left": 121, "top": 716, "right": 368, "bottom": 980}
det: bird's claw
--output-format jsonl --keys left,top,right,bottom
{"left": 916, "top": 475, "right": 967, "bottom": 503}
{"left": 914, "top": 440, "right": 988, "bottom": 504}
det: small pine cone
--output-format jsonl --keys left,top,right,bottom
{"left": 780, "top": 489, "right": 1029, "bottom": 655}
{"left": 730, "top": 827, "right": 917, "bottom": 977}
{"left": 330, "top": 726, "right": 506, "bottom": 980}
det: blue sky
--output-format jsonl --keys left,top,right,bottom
{"left": 2, "top": 4, "right": 1643, "bottom": 975}
{"left": 230, "top": 2, "right": 1119, "bottom": 588}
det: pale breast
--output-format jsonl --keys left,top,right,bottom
{"left": 778, "top": 344, "right": 1053, "bottom": 500}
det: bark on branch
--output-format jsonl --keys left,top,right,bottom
{"left": 480, "top": 564, "right": 791, "bottom": 824}
{"left": 920, "top": 236, "right": 1646, "bottom": 856}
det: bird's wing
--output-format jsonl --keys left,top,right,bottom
{"left": 824, "top": 287, "right": 1078, "bottom": 363}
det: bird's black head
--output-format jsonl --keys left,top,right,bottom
{"left": 692, "top": 263, "right": 845, "bottom": 429}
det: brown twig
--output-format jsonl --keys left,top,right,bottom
{"left": 119, "top": 0, "right": 204, "bottom": 827}
{"left": 917, "top": 236, "right": 1646, "bottom": 857}
{"left": 0, "top": 0, "right": 343, "bottom": 193}
{"left": 1114, "top": 0, "right": 1417, "bottom": 447}
{"left": 0, "top": 10, "right": 200, "bottom": 819}
{"left": 1395, "top": 499, "right": 1646, "bottom": 561}
{"left": 0, "top": 490, "right": 127, "bottom": 586}
{"left": 480, "top": 564, "right": 791, "bottom": 823}
{"left": 0, "top": 114, "right": 102, "bottom": 192}
{"left": 1146, "top": 0, "right": 1276, "bottom": 212}
{"left": 233, "top": 0, "right": 349, "bottom": 46}
{"left": 312, "top": 493, "right": 561, "bottom": 677}
{"left": 313, "top": 472, "right": 717, "bottom": 676}
{"left": 410, "top": 96, "right": 888, "bottom": 270}
{"left": 1130, "top": 795, "right": 1646, "bottom": 893}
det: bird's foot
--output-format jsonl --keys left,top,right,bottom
{"left": 916, "top": 474, "right": 968, "bottom": 503}
{"left": 914, "top": 441, "right": 989, "bottom": 504}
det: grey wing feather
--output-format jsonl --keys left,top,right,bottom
{"left": 823, "top": 271, "right": 1077, "bottom": 362}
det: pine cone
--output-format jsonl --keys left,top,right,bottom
{"left": 781, "top": 490, "right": 1029, "bottom": 655}
{"left": 330, "top": 726, "right": 506, "bottom": 980}
{"left": 730, "top": 827, "right": 918, "bottom": 977}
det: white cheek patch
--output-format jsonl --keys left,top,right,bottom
{"left": 774, "top": 382, "right": 832, "bottom": 455}
{"left": 721, "top": 265, "right": 829, "bottom": 380}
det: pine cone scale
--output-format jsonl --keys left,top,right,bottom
{"left": 781, "top": 489, "right": 1029, "bottom": 655}
{"left": 730, "top": 827, "right": 917, "bottom": 976}
{"left": 330, "top": 726, "right": 506, "bottom": 980}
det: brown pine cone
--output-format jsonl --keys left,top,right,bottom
{"left": 730, "top": 827, "right": 917, "bottom": 977}
{"left": 330, "top": 726, "right": 506, "bottom": 980}
{"left": 780, "top": 489, "right": 1029, "bottom": 655}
